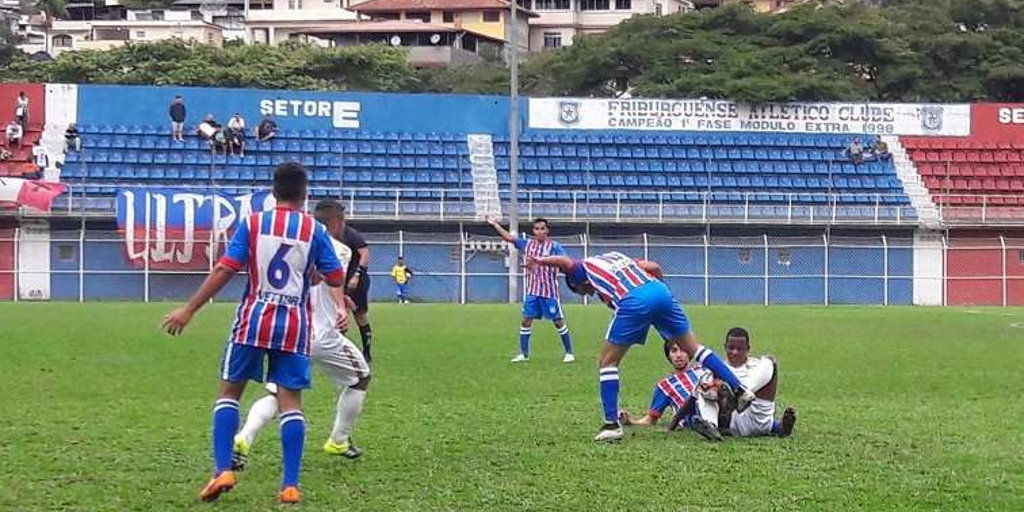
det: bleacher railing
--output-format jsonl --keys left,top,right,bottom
{"left": 47, "top": 184, "right": 928, "bottom": 226}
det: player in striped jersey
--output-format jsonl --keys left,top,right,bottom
{"left": 620, "top": 339, "right": 724, "bottom": 441}
{"left": 488, "top": 217, "right": 574, "bottom": 363}
{"left": 529, "top": 251, "right": 754, "bottom": 442}
{"left": 231, "top": 199, "right": 372, "bottom": 470}
{"left": 162, "top": 163, "right": 345, "bottom": 504}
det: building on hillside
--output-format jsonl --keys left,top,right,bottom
{"left": 1, "top": 0, "right": 19, "bottom": 33}
{"left": 525, "top": 0, "right": 692, "bottom": 51}
{"left": 170, "top": 0, "right": 256, "bottom": 40}
{"left": 349, "top": 0, "right": 535, "bottom": 53}
{"left": 297, "top": 20, "right": 506, "bottom": 65}
{"left": 180, "top": 0, "right": 359, "bottom": 45}
{"left": 14, "top": 14, "right": 49, "bottom": 55}
{"left": 43, "top": 10, "right": 224, "bottom": 56}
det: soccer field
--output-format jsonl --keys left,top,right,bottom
{"left": 2, "top": 303, "right": 1023, "bottom": 511}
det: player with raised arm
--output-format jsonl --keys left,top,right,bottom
{"left": 529, "top": 251, "right": 754, "bottom": 442}
{"left": 162, "top": 163, "right": 344, "bottom": 504}
{"left": 488, "top": 217, "right": 574, "bottom": 363}
{"left": 232, "top": 199, "right": 373, "bottom": 471}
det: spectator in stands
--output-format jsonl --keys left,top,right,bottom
{"left": 227, "top": 113, "right": 246, "bottom": 157}
{"left": 15, "top": 91, "right": 29, "bottom": 131}
{"left": 64, "top": 123, "right": 82, "bottom": 153}
{"left": 846, "top": 137, "right": 864, "bottom": 165}
{"left": 169, "top": 96, "right": 186, "bottom": 142}
{"left": 256, "top": 115, "right": 278, "bottom": 142}
{"left": 873, "top": 139, "right": 890, "bottom": 161}
{"left": 0, "top": 146, "right": 11, "bottom": 162}
{"left": 30, "top": 140, "right": 47, "bottom": 180}
{"left": 196, "top": 113, "right": 220, "bottom": 153}
{"left": 5, "top": 119, "right": 23, "bottom": 149}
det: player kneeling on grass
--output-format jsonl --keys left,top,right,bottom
{"left": 233, "top": 199, "right": 372, "bottom": 470}
{"left": 529, "top": 251, "right": 755, "bottom": 442}
{"left": 716, "top": 327, "right": 796, "bottom": 438}
{"left": 620, "top": 338, "right": 724, "bottom": 442}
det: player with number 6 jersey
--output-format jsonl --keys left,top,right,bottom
{"left": 162, "top": 162, "right": 344, "bottom": 504}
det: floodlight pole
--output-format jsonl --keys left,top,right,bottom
{"left": 507, "top": 0, "right": 520, "bottom": 303}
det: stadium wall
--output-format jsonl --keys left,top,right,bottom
{"left": 75, "top": 85, "right": 512, "bottom": 135}
{"left": 0, "top": 83, "right": 44, "bottom": 131}
{"left": 0, "top": 221, "right": 14, "bottom": 300}
{"left": 946, "top": 229, "right": 1024, "bottom": 306}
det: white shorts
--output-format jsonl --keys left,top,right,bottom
{"left": 264, "top": 335, "right": 369, "bottom": 394}
{"left": 730, "top": 398, "right": 775, "bottom": 437}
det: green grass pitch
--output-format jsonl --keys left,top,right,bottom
{"left": 1, "top": 303, "right": 1023, "bottom": 511}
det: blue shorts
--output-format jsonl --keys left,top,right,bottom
{"left": 605, "top": 281, "right": 691, "bottom": 347}
{"left": 396, "top": 283, "right": 408, "bottom": 296}
{"left": 522, "top": 294, "right": 564, "bottom": 321}
{"left": 219, "top": 342, "right": 312, "bottom": 390}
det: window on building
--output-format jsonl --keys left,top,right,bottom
{"left": 442, "top": 10, "right": 455, "bottom": 22}
{"left": 405, "top": 11, "right": 430, "bottom": 22}
{"left": 52, "top": 34, "right": 72, "bottom": 47}
{"left": 534, "top": 0, "right": 570, "bottom": 8}
{"left": 614, "top": 0, "right": 630, "bottom": 9}
{"left": 375, "top": 12, "right": 400, "bottom": 20}
{"left": 287, "top": 0, "right": 303, "bottom": 8}
{"left": 517, "top": 0, "right": 532, "bottom": 9}
{"left": 252, "top": 28, "right": 269, "bottom": 43}
{"left": 482, "top": 10, "right": 501, "bottom": 22}
{"left": 580, "top": 0, "right": 609, "bottom": 10}
{"left": 654, "top": 2, "right": 662, "bottom": 14}
{"left": 542, "top": 31, "right": 561, "bottom": 48}
{"left": 1019, "top": 249, "right": 1024, "bottom": 265}
{"left": 135, "top": 30, "right": 146, "bottom": 39}
{"left": 207, "top": 32, "right": 215, "bottom": 44}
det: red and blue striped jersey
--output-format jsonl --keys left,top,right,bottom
{"left": 514, "top": 237, "right": 565, "bottom": 299}
{"left": 649, "top": 365, "right": 711, "bottom": 419}
{"left": 568, "top": 252, "right": 654, "bottom": 308}
{"left": 218, "top": 206, "right": 344, "bottom": 356}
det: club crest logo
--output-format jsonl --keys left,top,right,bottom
{"left": 920, "top": 106, "right": 944, "bottom": 132}
{"left": 558, "top": 101, "right": 581, "bottom": 126}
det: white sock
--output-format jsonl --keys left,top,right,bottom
{"left": 237, "top": 394, "right": 278, "bottom": 446}
{"left": 330, "top": 388, "right": 367, "bottom": 444}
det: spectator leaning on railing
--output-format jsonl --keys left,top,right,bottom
{"left": 65, "top": 123, "right": 82, "bottom": 153}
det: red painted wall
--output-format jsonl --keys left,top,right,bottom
{"left": 947, "top": 230, "right": 1024, "bottom": 306}
{"left": 0, "top": 222, "right": 14, "bottom": 300}
{"left": 971, "top": 103, "right": 1024, "bottom": 143}
{"left": 0, "top": 83, "right": 45, "bottom": 131}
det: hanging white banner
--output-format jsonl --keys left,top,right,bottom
{"left": 528, "top": 98, "right": 971, "bottom": 136}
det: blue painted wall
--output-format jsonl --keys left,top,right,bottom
{"left": 77, "top": 85, "right": 511, "bottom": 135}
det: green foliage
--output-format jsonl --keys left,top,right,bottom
{"left": 2, "top": 39, "right": 417, "bottom": 91}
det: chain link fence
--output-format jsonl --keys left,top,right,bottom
{"left": 5, "top": 225, "right": 982, "bottom": 305}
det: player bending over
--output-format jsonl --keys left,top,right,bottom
{"left": 232, "top": 199, "right": 372, "bottom": 471}
{"left": 716, "top": 327, "right": 796, "bottom": 438}
{"left": 620, "top": 338, "right": 724, "bottom": 441}
{"left": 488, "top": 217, "right": 574, "bottom": 363}
{"left": 530, "top": 251, "right": 754, "bottom": 442}
{"left": 162, "top": 163, "right": 345, "bottom": 504}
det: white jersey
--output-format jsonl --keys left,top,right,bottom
{"left": 728, "top": 356, "right": 776, "bottom": 437}
{"left": 311, "top": 238, "right": 352, "bottom": 347}
{"left": 727, "top": 356, "right": 774, "bottom": 392}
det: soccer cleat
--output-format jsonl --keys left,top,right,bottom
{"left": 735, "top": 387, "right": 756, "bottom": 413}
{"left": 278, "top": 486, "right": 302, "bottom": 504}
{"left": 778, "top": 407, "right": 797, "bottom": 438}
{"left": 690, "top": 416, "right": 724, "bottom": 442}
{"left": 562, "top": 353, "right": 576, "bottom": 363}
{"left": 510, "top": 354, "right": 530, "bottom": 363}
{"left": 231, "top": 435, "right": 250, "bottom": 472}
{"left": 198, "top": 471, "right": 236, "bottom": 502}
{"left": 324, "top": 439, "right": 364, "bottom": 459}
{"left": 594, "top": 422, "right": 624, "bottom": 442}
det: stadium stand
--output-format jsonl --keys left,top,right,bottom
{"left": 59, "top": 125, "right": 915, "bottom": 222}
{"left": 0, "top": 84, "right": 45, "bottom": 178}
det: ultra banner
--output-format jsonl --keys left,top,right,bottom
{"left": 116, "top": 189, "right": 274, "bottom": 270}
{"left": 529, "top": 98, "right": 971, "bottom": 136}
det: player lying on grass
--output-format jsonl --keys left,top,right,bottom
{"left": 619, "top": 338, "right": 724, "bottom": 442}
{"left": 715, "top": 327, "right": 796, "bottom": 438}
{"left": 528, "top": 251, "right": 755, "bottom": 442}
{"left": 162, "top": 162, "right": 345, "bottom": 504}
{"left": 232, "top": 199, "right": 372, "bottom": 472}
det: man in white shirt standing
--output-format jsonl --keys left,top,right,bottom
{"left": 719, "top": 327, "right": 796, "bottom": 437}
{"left": 31, "top": 140, "right": 48, "bottom": 180}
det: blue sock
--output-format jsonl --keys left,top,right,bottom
{"left": 557, "top": 325, "right": 573, "bottom": 355}
{"left": 598, "top": 367, "right": 620, "bottom": 423}
{"left": 694, "top": 345, "right": 744, "bottom": 391}
{"left": 279, "top": 410, "right": 305, "bottom": 489}
{"left": 212, "top": 398, "right": 239, "bottom": 474}
{"left": 771, "top": 419, "right": 781, "bottom": 435}
{"left": 519, "top": 327, "right": 532, "bottom": 357}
